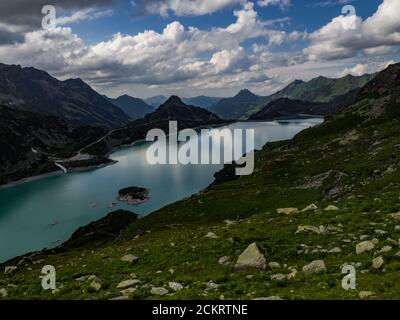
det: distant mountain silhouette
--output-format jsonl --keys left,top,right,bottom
{"left": 145, "top": 95, "right": 168, "bottom": 107}
{"left": 208, "top": 89, "right": 262, "bottom": 120}
{"left": 106, "top": 94, "right": 155, "bottom": 120}
{"left": 182, "top": 96, "right": 222, "bottom": 108}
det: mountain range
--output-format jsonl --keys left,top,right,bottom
{"left": 83, "top": 96, "right": 224, "bottom": 156}
{"left": 145, "top": 95, "right": 221, "bottom": 109}
{"left": 0, "top": 64, "right": 129, "bottom": 129}
{"left": 208, "top": 73, "right": 375, "bottom": 120}
{"left": 105, "top": 95, "right": 155, "bottom": 120}
{"left": 249, "top": 87, "right": 363, "bottom": 121}
{"left": 267, "top": 74, "right": 375, "bottom": 103}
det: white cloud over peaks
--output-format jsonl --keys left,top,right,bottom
{"left": 0, "top": 27, "right": 85, "bottom": 72}
{"left": 210, "top": 47, "right": 247, "bottom": 73}
{"left": 304, "top": 0, "right": 400, "bottom": 61}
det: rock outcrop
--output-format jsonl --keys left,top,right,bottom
{"left": 234, "top": 243, "right": 266, "bottom": 271}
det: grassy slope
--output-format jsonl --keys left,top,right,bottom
{"left": 2, "top": 81, "right": 400, "bottom": 300}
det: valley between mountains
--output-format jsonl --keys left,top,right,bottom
{"left": 1, "top": 63, "right": 400, "bottom": 299}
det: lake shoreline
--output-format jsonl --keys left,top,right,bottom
{"left": 0, "top": 121, "right": 233, "bottom": 190}
{"left": 0, "top": 161, "right": 117, "bottom": 190}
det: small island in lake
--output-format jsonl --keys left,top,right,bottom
{"left": 117, "top": 187, "right": 150, "bottom": 205}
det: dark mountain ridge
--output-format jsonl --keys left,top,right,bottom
{"left": 0, "top": 63, "right": 129, "bottom": 129}
{"left": 249, "top": 88, "right": 363, "bottom": 121}
{"left": 83, "top": 96, "right": 224, "bottom": 156}
{"left": 249, "top": 98, "right": 326, "bottom": 120}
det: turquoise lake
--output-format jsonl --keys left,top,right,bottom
{"left": 0, "top": 119, "right": 323, "bottom": 262}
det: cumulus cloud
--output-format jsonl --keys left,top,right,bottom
{"left": 304, "top": 0, "right": 400, "bottom": 61}
{"left": 131, "top": 0, "right": 245, "bottom": 17}
{"left": 257, "top": 0, "right": 291, "bottom": 10}
{"left": 56, "top": 8, "right": 114, "bottom": 26}
{"left": 0, "top": 2, "right": 293, "bottom": 94}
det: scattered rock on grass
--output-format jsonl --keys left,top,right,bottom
{"left": 253, "top": 296, "right": 283, "bottom": 300}
{"left": 328, "top": 247, "right": 342, "bottom": 254}
{"left": 372, "top": 256, "right": 384, "bottom": 269}
{"left": 206, "top": 281, "right": 219, "bottom": 290}
{"left": 359, "top": 291, "right": 375, "bottom": 299}
{"left": 356, "top": 241, "right": 375, "bottom": 254}
{"left": 204, "top": 232, "right": 218, "bottom": 239}
{"left": 117, "top": 279, "right": 141, "bottom": 289}
{"left": 378, "top": 246, "right": 392, "bottom": 254}
{"left": 302, "top": 260, "right": 326, "bottom": 274}
{"left": 120, "top": 254, "right": 139, "bottom": 264}
{"left": 89, "top": 280, "right": 102, "bottom": 292}
{"left": 277, "top": 208, "right": 298, "bottom": 215}
{"left": 120, "top": 288, "right": 137, "bottom": 296}
{"left": 324, "top": 205, "right": 339, "bottom": 211}
{"left": 270, "top": 274, "right": 286, "bottom": 281}
{"left": 4, "top": 266, "right": 17, "bottom": 274}
{"left": 0, "top": 288, "right": 7, "bottom": 298}
{"left": 301, "top": 204, "right": 318, "bottom": 212}
{"left": 268, "top": 262, "right": 280, "bottom": 269}
{"left": 234, "top": 243, "right": 266, "bottom": 271}
{"left": 169, "top": 282, "right": 184, "bottom": 292}
{"left": 224, "top": 220, "right": 237, "bottom": 226}
{"left": 218, "top": 256, "right": 232, "bottom": 265}
{"left": 150, "top": 287, "right": 169, "bottom": 296}
{"left": 287, "top": 268, "right": 297, "bottom": 280}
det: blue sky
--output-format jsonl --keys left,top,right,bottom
{"left": 73, "top": 0, "right": 382, "bottom": 44}
{"left": 0, "top": 0, "right": 397, "bottom": 98}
